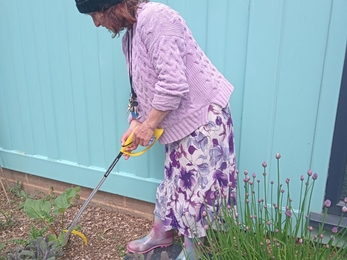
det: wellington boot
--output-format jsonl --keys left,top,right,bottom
{"left": 127, "top": 216, "right": 174, "bottom": 254}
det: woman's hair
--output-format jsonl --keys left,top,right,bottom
{"left": 102, "top": 0, "right": 148, "bottom": 37}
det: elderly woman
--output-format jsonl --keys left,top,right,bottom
{"left": 75, "top": 0, "right": 237, "bottom": 259}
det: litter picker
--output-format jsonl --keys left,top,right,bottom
{"left": 63, "top": 128, "right": 164, "bottom": 246}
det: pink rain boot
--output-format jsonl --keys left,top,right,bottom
{"left": 127, "top": 216, "right": 174, "bottom": 254}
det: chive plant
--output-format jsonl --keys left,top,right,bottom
{"left": 194, "top": 154, "right": 347, "bottom": 260}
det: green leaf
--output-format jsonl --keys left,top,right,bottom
{"left": 57, "top": 233, "right": 65, "bottom": 246}
{"left": 64, "top": 187, "right": 80, "bottom": 202}
{"left": 23, "top": 199, "right": 51, "bottom": 219}
{"left": 53, "top": 187, "right": 80, "bottom": 215}
{"left": 47, "top": 234, "right": 57, "bottom": 242}
{"left": 53, "top": 193, "right": 70, "bottom": 215}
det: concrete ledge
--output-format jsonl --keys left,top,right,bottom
{"left": 0, "top": 168, "right": 155, "bottom": 220}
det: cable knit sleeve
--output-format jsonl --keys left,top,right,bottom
{"left": 140, "top": 6, "right": 189, "bottom": 111}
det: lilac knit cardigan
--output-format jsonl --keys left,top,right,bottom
{"left": 122, "top": 2, "right": 234, "bottom": 144}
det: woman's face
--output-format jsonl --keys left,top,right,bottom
{"left": 89, "top": 12, "right": 112, "bottom": 31}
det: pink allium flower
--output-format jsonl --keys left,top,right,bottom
{"left": 332, "top": 227, "right": 338, "bottom": 234}
{"left": 300, "top": 175, "right": 304, "bottom": 181}
{"left": 342, "top": 206, "right": 347, "bottom": 213}
{"left": 299, "top": 238, "right": 303, "bottom": 244}
{"left": 286, "top": 178, "right": 290, "bottom": 184}
{"left": 312, "top": 173, "right": 318, "bottom": 180}
{"left": 252, "top": 173, "right": 256, "bottom": 178}
{"left": 308, "top": 226, "right": 313, "bottom": 232}
{"left": 276, "top": 153, "right": 281, "bottom": 159}
{"left": 262, "top": 161, "right": 267, "bottom": 167}
{"left": 202, "top": 211, "right": 207, "bottom": 217}
{"left": 244, "top": 170, "right": 248, "bottom": 175}
{"left": 285, "top": 210, "right": 292, "bottom": 218}
{"left": 324, "top": 199, "right": 331, "bottom": 208}
{"left": 307, "top": 169, "right": 312, "bottom": 176}
{"left": 257, "top": 179, "right": 260, "bottom": 183}
{"left": 270, "top": 181, "right": 274, "bottom": 185}
{"left": 344, "top": 197, "right": 347, "bottom": 204}
{"left": 281, "top": 189, "right": 285, "bottom": 193}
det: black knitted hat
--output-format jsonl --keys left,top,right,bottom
{"left": 75, "top": 0, "right": 123, "bottom": 13}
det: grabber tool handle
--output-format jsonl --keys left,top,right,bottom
{"left": 120, "top": 128, "right": 164, "bottom": 156}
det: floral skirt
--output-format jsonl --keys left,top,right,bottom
{"left": 154, "top": 103, "right": 237, "bottom": 238}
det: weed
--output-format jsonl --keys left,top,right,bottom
{"left": 7, "top": 181, "right": 30, "bottom": 209}
{"left": 0, "top": 210, "right": 16, "bottom": 229}
{"left": 10, "top": 239, "right": 28, "bottom": 246}
{"left": 29, "top": 224, "right": 48, "bottom": 240}
{"left": 8, "top": 182, "right": 23, "bottom": 198}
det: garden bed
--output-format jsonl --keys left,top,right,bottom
{"left": 0, "top": 182, "right": 156, "bottom": 260}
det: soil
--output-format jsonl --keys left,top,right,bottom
{"left": 0, "top": 183, "right": 182, "bottom": 260}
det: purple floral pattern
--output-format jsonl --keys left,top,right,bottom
{"left": 154, "top": 104, "right": 237, "bottom": 238}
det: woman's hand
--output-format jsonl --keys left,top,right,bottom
{"left": 120, "top": 120, "right": 141, "bottom": 160}
{"left": 132, "top": 120, "right": 156, "bottom": 147}
{"left": 121, "top": 108, "right": 169, "bottom": 159}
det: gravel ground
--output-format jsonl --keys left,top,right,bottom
{"left": 0, "top": 183, "right": 182, "bottom": 260}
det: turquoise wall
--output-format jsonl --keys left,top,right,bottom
{"left": 0, "top": 0, "right": 346, "bottom": 213}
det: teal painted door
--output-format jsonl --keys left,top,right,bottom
{"left": 0, "top": 1, "right": 346, "bottom": 212}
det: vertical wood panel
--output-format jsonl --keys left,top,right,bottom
{"left": 239, "top": 0, "right": 285, "bottom": 174}
{"left": 271, "top": 0, "right": 332, "bottom": 176}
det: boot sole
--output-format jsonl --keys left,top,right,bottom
{"left": 127, "top": 242, "right": 174, "bottom": 255}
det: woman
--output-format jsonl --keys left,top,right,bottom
{"left": 75, "top": 0, "right": 237, "bottom": 259}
